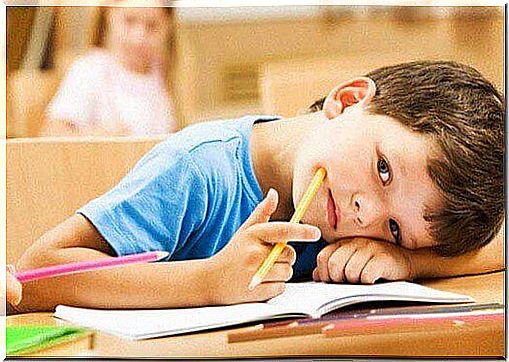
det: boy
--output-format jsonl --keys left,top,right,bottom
{"left": 5, "top": 267, "right": 22, "bottom": 306}
{"left": 16, "top": 61, "right": 504, "bottom": 312}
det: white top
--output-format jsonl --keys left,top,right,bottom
{"left": 47, "top": 50, "right": 177, "bottom": 136}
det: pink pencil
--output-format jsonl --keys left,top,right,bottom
{"left": 322, "top": 310, "right": 504, "bottom": 337}
{"left": 14, "top": 251, "right": 169, "bottom": 283}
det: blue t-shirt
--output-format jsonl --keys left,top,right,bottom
{"left": 78, "top": 115, "right": 326, "bottom": 280}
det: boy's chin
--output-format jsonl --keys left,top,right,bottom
{"left": 321, "top": 229, "right": 350, "bottom": 244}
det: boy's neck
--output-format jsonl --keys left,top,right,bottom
{"left": 250, "top": 113, "right": 322, "bottom": 221}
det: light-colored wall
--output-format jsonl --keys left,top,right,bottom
{"left": 176, "top": 8, "right": 503, "bottom": 123}
{"left": 260, "top": 15, "right": 504, "bottom": 117}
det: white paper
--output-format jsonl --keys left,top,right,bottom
{"left": 54, "top": 281, "right": 474, "bottom": 340}
{"left": 269, "top": 282, "right": 474, "bottom": 316}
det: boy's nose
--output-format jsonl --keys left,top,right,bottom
{"left": 351, "top": 193, "right": 384, "bottom": 228}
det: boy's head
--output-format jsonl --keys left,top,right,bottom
{"left": 292, "top": 61, "right": 504, "bottom": 256}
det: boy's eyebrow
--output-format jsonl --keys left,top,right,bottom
{"left": 392, "top": 149, "right": 407, "bottom": 179}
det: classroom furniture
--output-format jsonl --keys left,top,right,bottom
{"left": 7, "top": 271, "right": 504, "bottom": 358}
{"left": 6, "top": 136, "right": 164, "bottom": 264}
{"left": 260, "top": 50, "right": 503, "bottom": 119}
{"left": 179, "top": 8, "right": 503, "bottom": 123}
{"left": 7, "top": 70, "right": 63, "bottom": 137}
{"left": 7, "top": 7, "right": 503, "bottom": 137}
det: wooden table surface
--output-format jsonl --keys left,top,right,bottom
{"left": 7, "top": 271, "right": 505, "bottom": 359}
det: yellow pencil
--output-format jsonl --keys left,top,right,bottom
{"left": 248, "top": 167, "right": 327, "bottom": 290}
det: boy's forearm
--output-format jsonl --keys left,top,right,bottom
{"left": 410, "top": 223, "right": 504, "bottom": 279}
{"left": 16, "top": 246, "right": 214, "bottom": 312}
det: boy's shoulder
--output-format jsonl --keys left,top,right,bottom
{"left": 163, "top": 115, "right": 278, "bottom": 158}
{"left": 150, "top": 117, "right": 252, "bottom": 178}
{"left": 148, "top": 115, "right": 277, "bottom": 187}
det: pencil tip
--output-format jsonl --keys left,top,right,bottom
{"left": 155, "top": 251, "right": 169, "bottom": 260}
{"left": 248, "top": 277, "right": 261, "bottom": 291}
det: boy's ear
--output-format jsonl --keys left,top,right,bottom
{"left": 322, "top": 77, "right": 377, "bottom": 119}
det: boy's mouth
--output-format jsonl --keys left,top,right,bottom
{"left": 327, "top": 189, "right": 339, "bottom": 230}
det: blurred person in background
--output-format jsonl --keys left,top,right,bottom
{"left": 43, "top": 0, "right": 178, "bottom": 137}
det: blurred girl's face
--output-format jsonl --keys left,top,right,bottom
{"left": 108, "top": 3, "right": 171, "bottom": 73}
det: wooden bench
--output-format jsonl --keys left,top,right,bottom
{"left": 6, "top": 136, "right": 165, "bottom": 263}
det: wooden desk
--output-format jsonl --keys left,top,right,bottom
{"left": 7, "top": 272, "right": 505, "bottom": 359}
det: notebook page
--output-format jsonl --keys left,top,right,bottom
{"left": 55, "top": 302, "right": 301, "bottom": 340}
{"left": 55, "top": 281, "right": 473, "bottom": 339}
{"left": 268, "top": 282, "right": 474, "bottom": 317}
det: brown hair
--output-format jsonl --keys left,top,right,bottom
{"left": 309, "top": 61, "right": 504, "bottom": 256}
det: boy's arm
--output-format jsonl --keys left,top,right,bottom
{"left": 16, "top": 191, "right": 320, "bottom": 312}
{"left": 313, "top": 222, "right": 504, "bottom": 284}
{"left": 409, "top": 222, "right": 504, "bottom": 279}
{"left": 16, "top": 215, "right": 213, "bottom": 312}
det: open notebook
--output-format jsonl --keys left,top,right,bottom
{"left": 54, "top": 281, "right": 474, "bottom": 340}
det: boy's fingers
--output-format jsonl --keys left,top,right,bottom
{"left": 6, "top": 272, "right": 22, "bottom": 305}
{"left": 344, "top": 250, "right": 373, "bottom": 284}
{"left": 248, "top": 222, "right": 321, "bottom": 243}
{"left": 327, "top": 244, "right": 356, "bottom": 283}
{"left": 261, "top": 262, "right": 293, "bottom": 282}
{"left": 315, "top": 243, "right": 341, "bottom": 283}
{"left": 360, "top": 258, "right": 383, "bottom": 284}
{"left": 240, "top": 189, "right": 279, "bottom": 230}
{"left": 278, "top": 245, "right": 296, "bottom": 265}
{"left": 250, "top": 282, "right": 285, "bottom": 301}
{"left": 375, "top": 254, "right": 406, "bottom": 281}
{"left": 312, "top": 268, "right": 320, "bottom": 281}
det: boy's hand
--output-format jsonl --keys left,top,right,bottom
{"left": 209, "top": 189, "right": 321, "bottom": 305}
{"left": 312, "top": 238, "right": 414, "bottom": 284}
{"left": 6, "top": 265, "right": 22, "bottom": 305}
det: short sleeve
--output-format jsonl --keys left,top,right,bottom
{"left": 77, "top": 142, "right": 208, "bottom": 258}
{"left": 46, "top": 56, "right": 98, "bottom": 128}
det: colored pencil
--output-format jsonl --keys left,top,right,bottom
{"left": 14, "top": 251, "right": 169, "bottom": 283}
{"left": 249, "top": 167, "right": 326, "bottom": 290}
{"left": 227, "top": 303, "right": 503, "bottom": 343}
{"left": 322, "top": 309, "right": 504, "bottom": 338}
{"left": 228, "top": 321, "right": 326, "bottom": 343}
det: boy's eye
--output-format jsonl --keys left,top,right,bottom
{"left": 389, "top": 219, "right": 400, "bottom": 244}
{"left": 377, "top": 157, "right": 391, "bottom": 184}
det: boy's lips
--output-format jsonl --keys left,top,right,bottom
{"left": 327, "top": 189, "right": 339, "bottom": 230}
